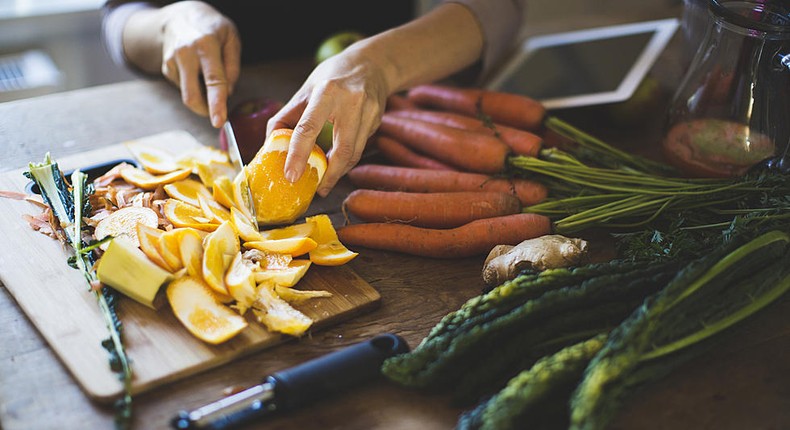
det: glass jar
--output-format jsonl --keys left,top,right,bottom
{"left": 662, "top": 0, "right": 790, "bottom": 177}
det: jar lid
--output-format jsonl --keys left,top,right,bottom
{"left": 710, "top": 0, "right": 790, "bottom": 34}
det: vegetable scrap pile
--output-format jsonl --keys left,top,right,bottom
{"left": 10, "top": 143, "right": 358, "bottom": 428}
{"left": 365, "top": 84, "right": 790, "bottom": 429}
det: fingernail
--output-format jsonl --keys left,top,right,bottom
{"left": 317, "top": 187, "right": 329, "bottom": 197}
{"left": 285, "top": 168, "right": 299, "bottom": 183}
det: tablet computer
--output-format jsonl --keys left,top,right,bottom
{"left": 484, "top": 18, "right": 679, "bottom": 110}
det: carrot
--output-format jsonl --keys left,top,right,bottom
{"left": 390, "top": 108, "right": 542, "bottom": 157}
{"left": 336, "top": 213, "right": 553, "bottom": 259}
{"left": 378, "top": 114, "right": 510, "bottom": 174}
{"left": 372, "top": 135, "right": 457, "bottom": 171}
{"left": 343, "top": 189, "right": 521, "bottom": 229}
{"left": 346, "top": 164, "right": 548, "bottom": 206}
{"left": 386, "top": 93, "right": 418, "bottom": 111}
{"left": 406, "top": 84, "right": 546, "bottom": 131}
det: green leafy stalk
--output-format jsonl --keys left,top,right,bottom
{"left": 569, "top": 230, "right": 790, "bottom": 430}
{"left": 543, "top": 116, "right": 677, "bottom": 175}
{"left": 26, "top": 156, "right": 133, "bottom": 429}
{"left": 510, "top": 150, "right": 790, "bottom": 234}
{"left": 457, "top": 334, "right": 608, "bottom": 430}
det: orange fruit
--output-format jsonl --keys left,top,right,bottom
{"left": 274, "top": 285, "right": 332, "bottom": 303}
{"left": 158, "top": 228, "right": 185, "bottom": 273}
{"left": 253, "top": 250, "right": 293, "bottom": 270}
{"left": 305, "top": 214, "right": 358, "bottom": 266}
{"left": 244, "top": 237, "right": 318, "bottom": 257}
{"left": 136, "top": 223, "right": 172, "bottom": 272}
{"left": 212, "top": 175, "right": 237, "bottom": 210}
{"left": 166, "top": 275, "right": 248, "bottom": 344}
{"left": 224, "top": 251, "right": 257, "bottom": 314}
{"left": 195, "top": 160, "right": 238, "bottom": 189}
{"left": 163, "top": 179, "right": 213, "bottom": 208}
{"left": 251, "top": 283, "right": 313, "bottom": 336}
{"left": 246, "top": 128, "right": 327, "bottom": 225}
{"left": 163, "top": 199, "right": 219, "bottom": 232}
{"left": 197, "top": 194, "right": 231, "bottom": 223}
{"left": 177, "top": 228, "right": 204, "bottom": 278}
{"left": 127, "top": 145, "right": 181, "bottom": 174}
{"left": 260, "top": 220, "right": 316, "bottom": 241}
{"left": 176, "top": 146, "right": 231, "bottom": 173}
{"left": 232, "top": 170, "right": 255, "bottom": 221}
{"left": 119, "top": 166, "right": 192, "bottom": 190}
{"left": 201, "top": 221, "right": 239, "bottom": 298}
{"left": 253, "top": 259, "right": 312, "bottom": 287}
{"left": 229, "top": 207, "right": 263, "bottom": 243}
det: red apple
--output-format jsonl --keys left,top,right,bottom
{"left": 219, "top": 97, "right": 284, "bottom": 163}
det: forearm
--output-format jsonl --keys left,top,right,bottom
{"left": 102, "top": 1, "right": 166, "bottom": 74}
{"left": 121, "top": 6, "right": 172, "bottom": 74}
{"left": 351, "top": 2, "right": 485, "bottom": 95}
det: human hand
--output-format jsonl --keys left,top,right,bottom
{"left": 266, "top": 45, "right": 391, "bottom": 197}
{"left": 160, "top": 1, "right": 241, "bottom": 128}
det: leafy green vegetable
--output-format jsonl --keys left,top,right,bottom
{"left": 381, "top": 259, "right": 680, "bottom": 392}
{"left": 457, "top": 334, "right": 607, "bottom": 430}
{"left": 25, "top": 155, "right": 133, "bottom": 429}
{"left": 569, "top": 230, "right": 790, "bottom": 430}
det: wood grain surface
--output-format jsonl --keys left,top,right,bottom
{"left": 0, "top": 130, "right": 380, "bottom": 403}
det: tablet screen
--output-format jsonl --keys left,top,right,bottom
{"left": 485, "top": 19, "right": 679, "bottom": 110}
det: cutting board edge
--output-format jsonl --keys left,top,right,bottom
{"left": 86, "top": 295, "right": 382, "bottom": 403}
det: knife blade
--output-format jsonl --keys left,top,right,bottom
{"left": 170, "top": 333, "right": 410, "bottom": 430}
{"left": 222, "top": 121, "right": 258, "bottom": 228}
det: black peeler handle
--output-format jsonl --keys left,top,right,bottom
{"left": 171, "top": 334, "right": 410, "bottom": 430}
{"left": 268, "top": 333, "right": 410, "bottom": 411}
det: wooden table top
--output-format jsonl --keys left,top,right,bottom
{"left": 2, "top": 27, "right": 790, "bottom": 430}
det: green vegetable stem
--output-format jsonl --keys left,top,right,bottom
{"left": 26, "top": 155, "right": 133, "bottom": 430}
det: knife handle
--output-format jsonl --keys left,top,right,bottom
{"left": 269, "top": 333, "right": 410, "bottom": 411}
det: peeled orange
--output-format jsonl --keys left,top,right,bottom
{"left": 246, "top": 129, "right": 327, "bottom": 226}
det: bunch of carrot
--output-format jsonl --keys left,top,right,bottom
{"left": 336, "top": 84, "right": 554, "bottom": 259}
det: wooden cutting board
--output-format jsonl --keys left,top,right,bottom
{"left": 0, "top": 130, "right": 380, "bottom": 403}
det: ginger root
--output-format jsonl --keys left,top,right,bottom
{"left": 482, "top": 234, "right": 589, "bottom": 286}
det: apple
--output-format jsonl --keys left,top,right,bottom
{"left": 315, "top": 31, "right": 366, "bottom": 64}
{"left": 316, "top": 121, "right": 333, "bottom": 152}
{"left": 219, "top": 97, "right": 284, "bottom": 163}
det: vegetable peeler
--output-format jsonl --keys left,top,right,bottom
{"left": 171, "top": 333, "right": 410, "bottom": 429}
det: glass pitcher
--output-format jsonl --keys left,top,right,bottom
{"left": 663, "top": 0, "right": 790, "bottom": 177}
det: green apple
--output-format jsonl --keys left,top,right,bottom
{"left": 316, "top": 121, "right": 333, "bottom": 152}
{"left": 315, "top": 31, "right": 366, "bottom": 64}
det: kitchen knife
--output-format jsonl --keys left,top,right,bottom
{"left": 222, "top": 120, "right": 258, "bottom": 227}
{"left": 171, "top": 333, "right": 410, "bottom": 430}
